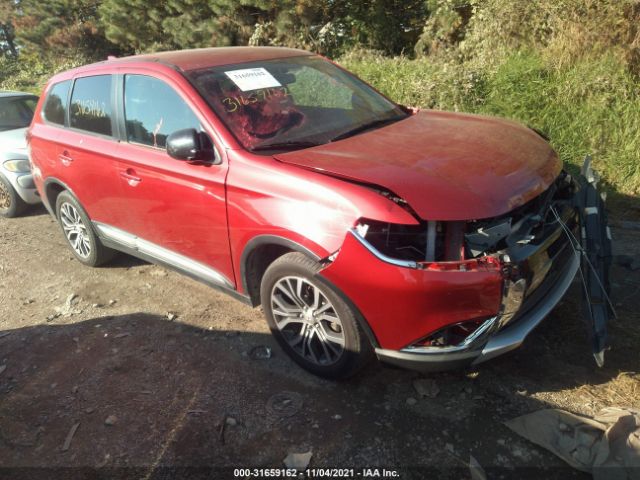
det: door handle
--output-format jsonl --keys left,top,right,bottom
{"left": 119, "top": 169, "right": 142, "bottom": 186}
{"left": 58, "top": 151, "right": 73, "bottom": 166}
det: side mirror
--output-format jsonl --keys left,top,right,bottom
{"left": 167, "top": 128, "right": 220, "bottom": 164}
{"left": 166, "top": 128, "right": 203, "bottom": 161}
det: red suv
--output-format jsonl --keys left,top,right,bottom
{"left": 29, "top": 47, "right": 611, "bottom": 378}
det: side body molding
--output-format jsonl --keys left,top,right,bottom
{"left": 94, "top": 222, "right": 250, "bottom": 304}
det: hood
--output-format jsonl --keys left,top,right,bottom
{"left": 274, "top": 110, "right": 561, "bottom": 221}
{"left": 0, "top": 127, "right": 28, "bottom": 158}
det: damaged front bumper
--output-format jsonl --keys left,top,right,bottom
{"left": 322, "top": 161, "right": 611, "bottom": 372}
{"left": 375, "top": 249, "right": 580, "bottom": 371}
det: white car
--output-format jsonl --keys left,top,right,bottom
{"left": 0, "top": 91, "right": 40, "bottom": 217}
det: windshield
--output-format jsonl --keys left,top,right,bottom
{"left": 187, "top": 56, "right": 407, "bottom": 152}
{"left": 0, "top": 96, "right": 38, "bottom": 132}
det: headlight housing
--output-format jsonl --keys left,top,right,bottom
{"left": 355, "top": 218, "right": 464, "bottom": 262}
{"left": 3, "top": 159, "right": 31, "bottom": 173}
{"left": 353, "top": 218, "right": 503, "bottom": 272}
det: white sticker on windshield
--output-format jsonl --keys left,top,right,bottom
{"left": 224, "top": 67, "right": 282, "bottom": 92}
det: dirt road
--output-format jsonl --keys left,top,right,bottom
{"left": 1, "top": 206, "right": 639, "bottom": 479}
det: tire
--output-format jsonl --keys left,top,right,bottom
{"left": 0, "top": 175, "right": 28, "bottom": 218}
{"left": 260, "top": 252, "right": 373, "bottom": 379}
{"left": 55, "top": 191, "right": 116, "bottom": 267}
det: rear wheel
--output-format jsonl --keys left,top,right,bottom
{"left": 260, "top": 252, "right": 373, "bottom": 379}
{"left": 0, "top": 175, "right": 28, "bottom": 218}
{"left": 55, "top": 191, "right": 115, "bottom": 267}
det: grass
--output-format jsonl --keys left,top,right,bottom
{"left": 340, "top": 50, "right": 640, "bottom": 210}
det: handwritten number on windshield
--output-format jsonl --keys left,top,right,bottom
{"left": 222, "top": 87, "right": 291, "bottom": 113}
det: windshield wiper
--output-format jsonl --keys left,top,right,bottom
{"left": 251, "top": 140, "right": 321, "bottom": 152}
{"left": 330, "top": 116, "right": 404, "bottom": 142}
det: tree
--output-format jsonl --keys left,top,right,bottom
{"left": 98, "top": 0, "right": 289, "bottom": 53}
{"left": 5, "top": 0, "right": 430, "bottom": 61}
{"left": 13, "top": 0, "right": 120, "bottom": 59}
{"left": 0, "top": 0, "right": 18, "bottom": 58}
{"left": 98, "top": 0, "right": 175, "bottom": 53}
{"left": 247, "top": 0, "right": 429, "bottom": 56}
{"left": 341, "top": 0, "right": 428, "bottom": 55}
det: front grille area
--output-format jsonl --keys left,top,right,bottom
{"left": 520, "top": 204, "right": 578, "bottom": 297}
{"left": 499, "top": 201, "right": 579, "bottom": 331}
{"left": 507, "top": 235, "right": 574, "bottom": 329}
{"left": 464, "top": 171, "right": 577, "bottom": 261}
{"left": 461, "top": 171, "right": 581, "bottom": 332}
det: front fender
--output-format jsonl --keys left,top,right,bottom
{"left": 227, "top": 150, "right": 418, "bottom": 294}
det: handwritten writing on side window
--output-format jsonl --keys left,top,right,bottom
{"left": 75, "top": 99, "right": 107, "bottom": 118}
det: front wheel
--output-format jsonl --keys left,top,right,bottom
{"left": 260, "top": 252, "right": 373, "bottom": 379}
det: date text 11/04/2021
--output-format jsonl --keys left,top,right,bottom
{"left": 233, "top": 468, "right": 400, "bottom": 477}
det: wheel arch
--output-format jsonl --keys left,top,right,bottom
{"left": 240, "top": 235, "right": 321, "bottom": 307}
{"left": 240, "top": 234, "right": 380, "bottom": 348}
{"left": 43, "top": 178, "right": 77, "bottom": 218}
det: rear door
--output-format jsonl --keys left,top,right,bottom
{"left": 112, "top": 70, "right": 234, "bottom": 287}
{"left": 30, "top": 80, "right": 72, "bottom": 200}
{"left": 58, "top": 74, "right": 129, "bottom": 228}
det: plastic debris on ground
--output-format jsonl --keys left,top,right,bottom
{"left": 506, "top": 407, "right": 640, "bottom": 479}
{"left": 283, "top": 451, "right": 312, "bottom": 470}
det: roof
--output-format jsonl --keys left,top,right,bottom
{"left": 105, "top": 47, "right": 314, "bottom": 72}
{"left": 0, "top": 91, "right": 38, "bottom": 98}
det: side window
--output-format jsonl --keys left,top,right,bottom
{"left": 0, "top": 96, "right": 36, "bottom": 129}
{"left": 124, "top": 74, "right": 202, "bottom": 149}
{"left": 69, "top": 75, "right": 113, "bottom": 136}
{"left": 42, "top": 81, "right": 71, "bottom": 126}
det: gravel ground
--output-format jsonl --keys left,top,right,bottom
{"left": 0, "top": 205, "right": 639, "bottom": 479}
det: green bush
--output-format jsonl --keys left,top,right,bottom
{"left": 0, "top": 53, "right": 87, "bottom": 94}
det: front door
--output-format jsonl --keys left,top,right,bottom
{"left": 56, "top": 74, "right": 128, "bottom": 229}
{"left": 111, "top": 72, "right": 234, "bottom": 288}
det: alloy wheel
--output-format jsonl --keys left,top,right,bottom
{"left": 59, "top": 202, "right": 91, "bottom": 258}
{"left": 270, "top": 276, "right": 345, "bottom": 366}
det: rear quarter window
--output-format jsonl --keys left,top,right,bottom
{"left": 69, "top": 75, "right": 113, "bottom": 136}
{"left": 42, "top": 81, "right": 71, "bottom": 126}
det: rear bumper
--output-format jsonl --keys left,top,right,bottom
{"left": 374, "top": 250, "right": 579, "bottom": 371}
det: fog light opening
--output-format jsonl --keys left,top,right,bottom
{"left": 410, "top": 320, "right": 485, "bottom": 348}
